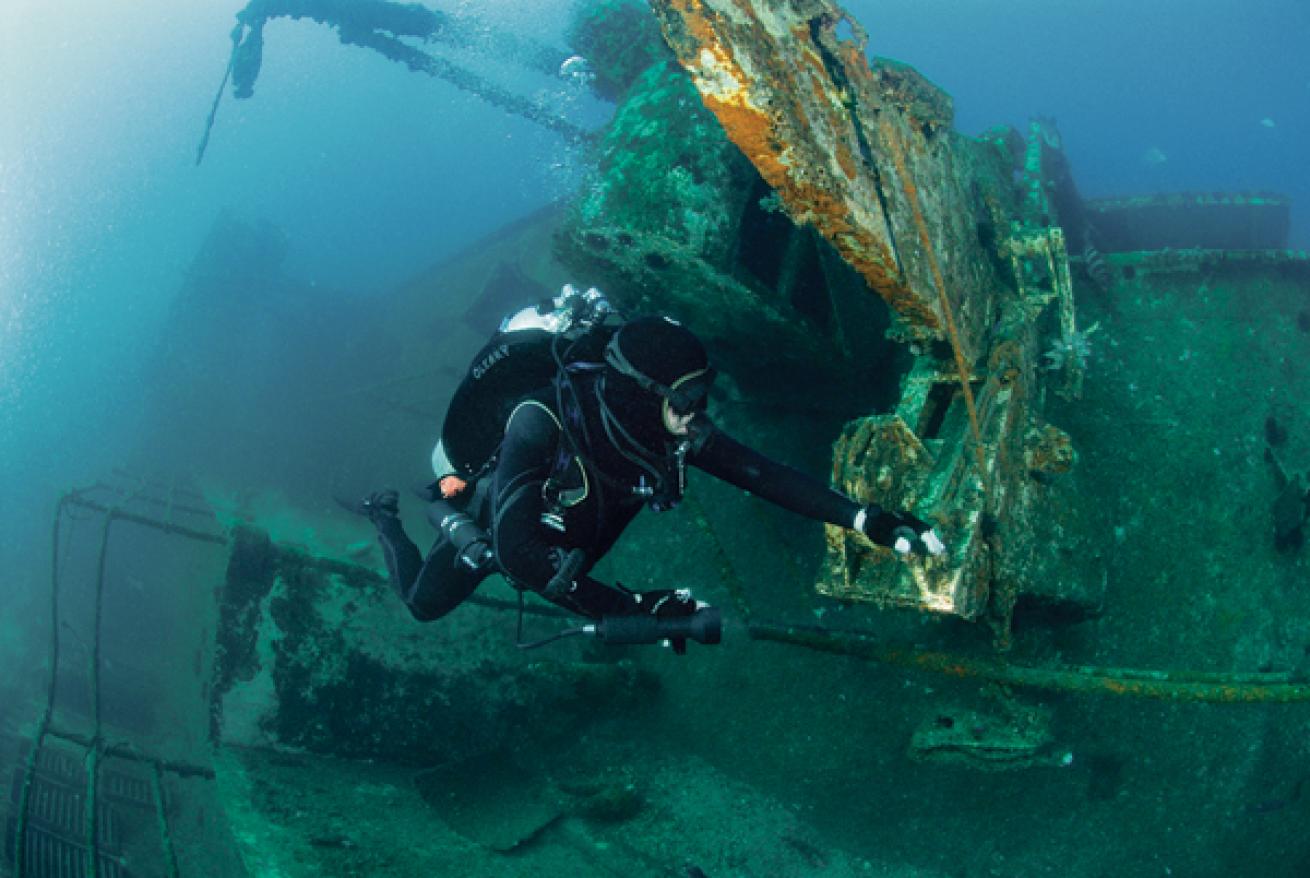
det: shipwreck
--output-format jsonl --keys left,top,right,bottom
{"left": 6, "top": 1, "right": 1310, "bottom": 876}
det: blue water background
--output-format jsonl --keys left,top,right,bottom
{"left": 1, "top": 0, "right": 1306, "bottom": 662}
{"left": 852, "top": 0, "right": 1310, "bottom": 222}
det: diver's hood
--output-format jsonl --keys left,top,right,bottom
{"left": 599, "top": 316, "right": 715, "bottom": 449}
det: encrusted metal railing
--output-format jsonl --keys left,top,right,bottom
{"left": 9, "top": 477, "right": 227, "bottom": 878}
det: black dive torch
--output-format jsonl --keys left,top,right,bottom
{"left": 588, "top": 606, "right": 722, "bottom": 649}
{"left": 517, "top": 605, "right": 722, "bottom": 653}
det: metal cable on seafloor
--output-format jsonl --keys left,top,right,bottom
{"left": 750, "top": 622, "right": 1310, "bottom": 703}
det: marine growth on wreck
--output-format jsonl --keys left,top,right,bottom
{"left": 4, "top": 1, "right": 1310, "bottom": 877}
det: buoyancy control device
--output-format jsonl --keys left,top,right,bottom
{"left": 435, "top": 285, "right": 617, "bottom": 481}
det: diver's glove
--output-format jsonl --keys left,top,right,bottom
{"left": 856, "top": 505, "right": 947, "bottom": 557}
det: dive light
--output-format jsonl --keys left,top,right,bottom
{"left": 516, "top": 605, "right": 723, "bottom": 652}
{"left": 588, "top": 606, "right": 722, "bottom": 648}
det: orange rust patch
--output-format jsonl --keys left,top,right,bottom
{"left": 659, "top": 0, "right": 941, "bottom": 330}
{"left": 835, "top": 142, "right": 857, "bottom": 180}
{"left": 702, "top": 94, "right": 788, "bottom": 187}
{"left": 672, "top": 0, "right": 721, "bottom": 51}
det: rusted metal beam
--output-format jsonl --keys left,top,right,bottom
{"left": 650, "top": 0, "right": 1002, "bottom": 351}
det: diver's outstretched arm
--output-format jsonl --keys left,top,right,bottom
{"left": 691, "top": 421, "right": 945, "bottom": 556}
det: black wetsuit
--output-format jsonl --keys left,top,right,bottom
{"left": 374, "top": 373, "right": 861, "bottom": 621}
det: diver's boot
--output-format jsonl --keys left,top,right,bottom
{"left": 338, "top": 490, "right": 423, "bottom": 597}
{"left": 340, "top": 489, "right": 400, "bottom": 524}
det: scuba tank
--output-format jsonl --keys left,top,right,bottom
{"left": 436, "top": 285, "right": 617, "bottom": 482}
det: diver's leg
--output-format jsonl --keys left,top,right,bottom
{"left": 375, "top": 514, "right": 490, "bottom": 621}
{"left": 355, "top": 492, "right": 490, "bottom": 621}
{"left": 350, "top": 490, "right": 425, "bottom": 594}
{"left": 402, "top": 540, "right": 489, "bottom": 621}
{"left": 395, "top": 500, "right": 495, "bottom": 621}
{"left": 371, "top": 512, "right": 425, "bottom": 597}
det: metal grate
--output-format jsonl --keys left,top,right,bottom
{"left": 33, "top": 749, "right": 78, "bottom": 784}
{"left": 22, "top": 771, "right": 123, "bottom": 852}
{"left": 4, "top": 818, "right": 132, "bottom": 878}
{"left": 7, "top": 741, "right": 153, "bottom": 877}
{"left": 99, "top": 770, "right": 153, "bottom": 810}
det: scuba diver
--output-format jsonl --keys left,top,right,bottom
{"left": 349, "top": 285, "right": 946, "bottom": 650}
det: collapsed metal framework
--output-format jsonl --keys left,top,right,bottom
{"left": 6, "top": 475, "right": 237, "bottom": 878}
